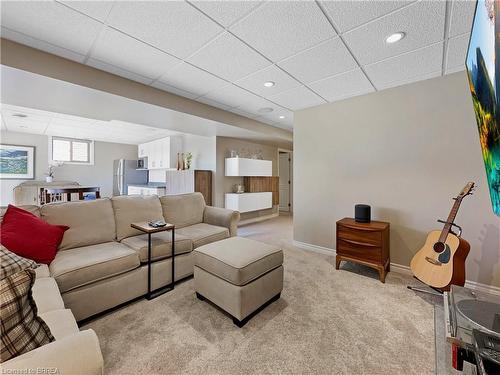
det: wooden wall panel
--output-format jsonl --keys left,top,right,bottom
{"left": 244, "top": 176, "right": 279, "bottom": 205}
{"left": 195, "top": 170, "right": 212, "bottom": 206}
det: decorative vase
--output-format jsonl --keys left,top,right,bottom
{"left": 181, "top": 153, "right": 185, "bottom": 170}
{"left": 46, "top": 176, "right": 53, "bottom": 183}
{"left": 176, "top": 153, "right": 181, "bottom": 170}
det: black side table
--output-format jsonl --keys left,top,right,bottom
{"left": 130, "top": 221, "right": 175, "bottom": 300}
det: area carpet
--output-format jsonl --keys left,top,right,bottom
{"left": 83, "top": 216, "right": 435, "bottom": 374}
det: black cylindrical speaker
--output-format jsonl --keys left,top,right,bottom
{"left": 355, "top": 204, "right": 371, "bottom": 223}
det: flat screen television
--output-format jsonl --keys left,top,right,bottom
{"left": 466, "top": 0, "right": 500, "bottom": 216}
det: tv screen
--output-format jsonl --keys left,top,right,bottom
{"left": 466, "top": 0, "right": 500, "bottom": 216}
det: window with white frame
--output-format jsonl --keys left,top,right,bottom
{"left": 51, "top": 137, "right": 93, "bottom": 164}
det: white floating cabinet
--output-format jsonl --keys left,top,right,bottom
{"left": 225, "top": 158, "right": 272, "bottom": 177}
{"left": 225, "top": 192, "right": 272, "bottom": 213}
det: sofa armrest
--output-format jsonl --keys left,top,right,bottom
{"left": 2, "top": 329, "right": 103, "bottom": 375}
{"left": 204, "top": 206, "right": 240, "bottom": 237}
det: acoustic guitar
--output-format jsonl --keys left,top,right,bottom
{"left": 410, "top": 182, "right": 474, "bottom": 291}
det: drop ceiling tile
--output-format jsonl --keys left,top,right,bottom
{"left": 87, "top": 58, "right": 153, "bottom": 85}
{"left": 446, "top": 33, "right": 470, "bottom": 71}
{"left": 151, "top": 81, "right": 199, "bottom": 100}
{"left": 449, "top": 0, "right": 476, "bottom": 37}
{"left": 278, "top": 37, "right": 358, "bottom": 84}
{"left": 309, "top": 69, "right": 374, "bottom": 102}
{"left": 158, "top": 63, "right": 228, "bottom": 97}
{"left": 343, "top": 1, "right": 446, "bottom": 65}
{"left": 107, "top": 1, "right": 223, "bottom": 58}
{"left": 235, "top": 65, "right": 301, "bottom": 97}
{"left": 229, "top": 108, "right": 261, "bottom": 119}
{"left": 230, "top": 1, "right": 336, "bottom": 61}
{"left": 235, "top": 96, "right": 287, "bottom": 116}
{"left": 321, "top": 0, "right": 412, "bottom": 32}
{"left": 0, "top": 27, "right": 86, "bottom": 63}
{"left": 1, "top": 1, "right": 103, "bottom": 56}
{"left": 190, "top": 0, "right": 262, "bottom": 27}
{"left": 365, "top": 42, "right": 443, "bottom": 89}
{"left": 257, "top": 107, "right": 294, "bottom": 125}
{"left": 269, "top": 86, "right": 326, "bottom": 111}
{"left": 59, "top": 0, "right": 114, "bottom": 22}
{"left": 188, "top": 32, "right": 270, "bottom": 81}
{"left": 201, "top": 84, "right": 262, "bottom": 109}
{"left": 91, "top": 28, "right": 180, "bottom": 80}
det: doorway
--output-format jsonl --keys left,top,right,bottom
{"left": 278, "top": 151, "right": 292, "bottom": 213}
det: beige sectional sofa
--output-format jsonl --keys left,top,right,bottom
{"left": 3, "top": 264, "right": 104, "bottom": 375}
{"left": 2, "top": 193, "right": 239, "bottom": 322}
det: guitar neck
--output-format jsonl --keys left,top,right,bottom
{"left": 439, "top": 198, "right": 463, "bottom": 242}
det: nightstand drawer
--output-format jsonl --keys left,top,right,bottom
{"left": 337, "top": 239, "right": 382, "bottom": 262}
{"left": 337, "top": 225, "right": 382, "bottom": 246}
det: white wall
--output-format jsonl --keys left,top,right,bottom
{"left": 0, "top": 131, "right": 137, "bottom": 205}
{"left": 294, "top": 72, "right": 500, "bottom": 288}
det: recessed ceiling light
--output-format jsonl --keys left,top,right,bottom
{"left": 258, "top": 107, "right": 274, "bottom": 114}
{"left": 263, "top": 81, "right": 275, "bottom": 87}
{"left": 279, "top": 115, "right": 285, "bottom": 119}
{"left": 386, "top": 32, "right": 405, "bottom": 44}
{"left": 12, "top": 113, "right": 28, "bottom": 118}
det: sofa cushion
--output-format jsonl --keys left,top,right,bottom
{"left": 0, "top": 205, "right": 40, "bottom": 221}
{"left": 0, "top": 246, "right": 38, "bottom": 280}
{"left": 176, "top": 223, "right": 229, "bottom": 249}
{"left": 49, "top": 242, "right": 140, "bottom": 293}
{"left": 193, "top": 237, "right": 283, "bottom": 286}
{"left": 111, "top": 196, "right": 164, "bottom": 241}
{"left": 32, "top": 277, "right": 64, "bottom": 314}
{"left": 1, "top": 205, "right": 69, "bottom": 264}
{"left": 121, "top": 232, "right": 192, "bottom": 263}
{"left": 159, "top": 193, "right": 205, "bottom": 229}
{"left": 39, "top": 309, "right": 79, "bottom": 340}
{"left": 41, "top": 199, "right": 116, "bottom": 251}
{"left": 35, "top": 264, "right": 50, "bottom": 279}
{"left": 0, "top": 269, "right": 55, "bottom": 361}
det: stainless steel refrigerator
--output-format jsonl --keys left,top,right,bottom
{"left": 113, "top": 159, "right": 148, "bottom": 196}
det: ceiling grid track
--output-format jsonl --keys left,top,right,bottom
{"left": 442, "top": 0, "right": 453, "bottom": 76}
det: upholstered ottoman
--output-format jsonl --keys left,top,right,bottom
{"left": 193, "top": 237, "right": 283, "bottom": 327}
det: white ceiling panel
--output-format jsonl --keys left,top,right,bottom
{"left": 365, "top": 42, "right": 443, "bottom": 90}
{"left": 1, "top": 1, "right": 103, "bottom": 56}
{"left": 151, "top": 81, "right": 199, "bottom": 100}
{"left": 257, "top": 107, "right": 294, "bottom": 126}
{"left": 157, "top": 63, "right": 227, "bottom": 98}
{"left": 188, "top": 32, "right": 271, "bottom": 81}
{"left": 201, "top": 84, "right": 261, "bottom": 110}
{"left": 449, "top": 0, "right": 476, "bottom": 37}
{"left": 309, "top": 69, "right": 374, "bottom": 102}
{"left": 321, "top": 0, "right": 413, "bottom": 33}
{"left": 0, "top": 27, "right": 86, "bottom": 63}
{"left": 195, "top": 96, "right": 234, "bottom": 111}
{"left": 58, "top": 0, "right": 114, "bottom": 22}
{"left": 86, "top": 58, "right": 153, "bottom": 85}
{"left": 446, "top": 33, "right": 470, "bottom": 72}
{"left": 234, "top": 96, "right": 287, "bottom": 117}
{"left": 235, "top": 65, "right": 300, "bottom": 98}
{"left": 107, "top": 1, "right": 223, "bottom": 58}
{"left": 230, "top": 1, "right": 336, "bottom": 61}
{"left": 189, "top": 0, "right": 262, "bottom": 28}
{"left": 376, "top": 70, "right": 442, "bottom": 91}
{"left": 278, "top": 37, "right": 358, "bottom": 84}
{"left": 343, "top": 1, "right": 446, "bottom": 65}
{"left": 2, "top": 107, "right": 51, "bottom": 135}
{"left": 229, "top": 107, "right": 261, "bottom": 119}
{"left": 91, "top": 28, "right": 181, "bottom": 80}
{"left": 269, "top": 86, "right": 326, "bottom": 111}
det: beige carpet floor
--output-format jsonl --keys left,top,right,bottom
{"left": 83, "top": 215, "right": 436, "bottom": 374}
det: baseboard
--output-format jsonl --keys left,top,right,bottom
{"left": 292, "top": 241, "right": 336, "bottom": 255}
{"left": 238, "top": 212, "right": 279, "bottom": 227}
{"left": 293, "top": 240, "right": 500, "bottom": 296}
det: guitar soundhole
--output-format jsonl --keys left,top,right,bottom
{"left": 433, "top": 242, "right": 446, "bottom": 253}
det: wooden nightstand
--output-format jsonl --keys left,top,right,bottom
{"left": 335, "top": 218, "right": 390, "bottom": 283}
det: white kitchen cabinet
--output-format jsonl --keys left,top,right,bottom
{"left": 138, "top": 137, "right": 182, "bottom": 170}
{"left": 225, "top": 158, "right": 272, "bottom": 176}
{"left": 225, "top": 192, "right": 272, "bottom": 213}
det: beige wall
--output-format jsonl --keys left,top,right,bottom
{"left": 0, "top": 131, "right": 137, "bottom": 205}
{"left": 215, "top": 137, "right": 279, "bottom": 221}
{"left": 294, "top": 72, "right": 500, "bottom": 287}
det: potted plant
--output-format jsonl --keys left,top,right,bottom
{"left": 45, "top": 162, "right": 63, "bottom": 182}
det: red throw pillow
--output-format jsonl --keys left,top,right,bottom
{"left": 0, "top": 205, "right": 69, "bottom": 264}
